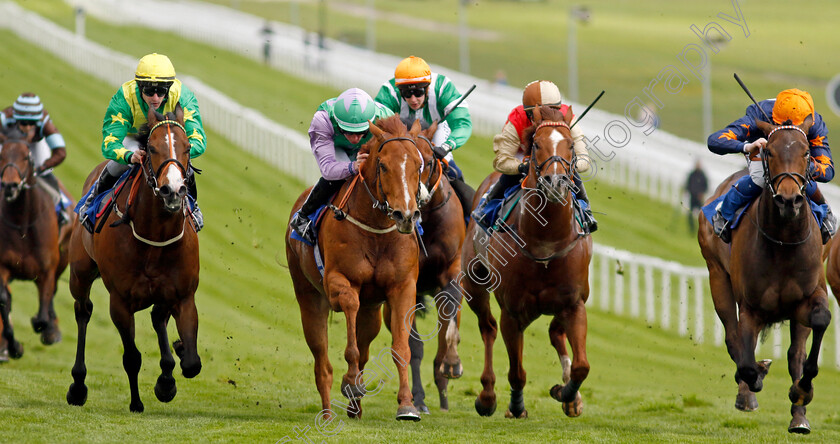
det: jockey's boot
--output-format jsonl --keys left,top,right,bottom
{"left": 78, "top": 167, "right": 120, "bottom": 233}
{"left": 290, "top": 178, "right": 344, "bottom": 244}
{"left": 573, "top": 174, "right": 597, "bottom": 234}
{"left": 471, "top": 173, "right": 521, "bottom": 230}
{"left": 449, "top": 177, "right": 475, "bottom": 221}
{"left": 187, "top": 172, "right": 203, "bottom": 232}
{"left": 808, "top": 185, "right": 837, "bottom": 244}
{"left": 714, "top": 175, "right": 762, "bottom": 244}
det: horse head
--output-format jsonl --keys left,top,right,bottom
{"left": 524, "top": 105, "right": 576, "bottom": 203}
{"left": 362, "top": 115, "right": 423, "bottom": 234}
{"left": 0, "top": 127, "right": 35, "bottom": 202}
{"left": 755, "top": 116, "right": 813, "bottom": 219}
{"left": 410, "top": 119, "right": 439, "bottom": 207}
{"left": 141, "top": 104, "right": 191, "bottom": 213}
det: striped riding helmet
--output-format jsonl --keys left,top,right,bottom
{"left": 13, "top": 93, "right": 44, "bottom": 121}
{"left": 333, "top": 88, "right": 376, "bottom": 133}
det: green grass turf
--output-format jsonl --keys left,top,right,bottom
{"left": 3, "top": 7, "right": 840, "bottom": 442}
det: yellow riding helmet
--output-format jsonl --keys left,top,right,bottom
{"left": 394, "top": 56, "right": 431, "bottom": 86}
{"left": 135, "top": 53, "right": 176, "bottom": 83}
{"left": 772, "top": 88, "right": 814, "bottom": 125}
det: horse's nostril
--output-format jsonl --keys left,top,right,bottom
{"left": 178, "top": 185, "right": 188, "bottom": 198}
{"left": 159, "top": 185, "right": 172, "bottom": 197}
{"left": 793, "top": 195, "right": 805, "bottom": 206}
{"left": 773, "top": 195, "right": 785, "bottom": 207}
{"left": 412, "top": 210, "right": 421, "bottom": 222}
{"left": 392, "top": 210, "right": 405, "bottom": 222}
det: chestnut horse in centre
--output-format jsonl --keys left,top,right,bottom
{"left": 66, "top": 105, "right": 201, "bottom": 412}
{"left": 286, "top": 115, "right": 425, "bottom": 421}
{"left": 461, "top": 106, "right": 593, "bottom": 419}
{"left": 698, "top": 116, "right": 830, "bottom": 434}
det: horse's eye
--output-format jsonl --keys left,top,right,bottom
{"left": 380, "top": 164, "right": 388, "bottom": 174}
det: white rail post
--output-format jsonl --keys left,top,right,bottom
{"left": 645, "top": 265, "right": 655, "bottom": 324}
{"left": 678, "top": 275, "right": 688, "bottom": 337}
{"left": 629, "top": 262, "right": 639, "bottom": 318}
{"left": 661, "top": 271, "right": 671, "bottom": 329}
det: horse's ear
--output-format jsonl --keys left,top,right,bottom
{"left": 368, "top": 120, "right": 384, "bottom": 139}
{"left": 425, "top": 120, "right": 439, "bottom": 139}
{"left": 564, "top": 105, "right": 574, "bottom": 126}
{"left": 755, "top": 118, "right": 774, "bottom": 136}
{"left": 409, "top": 118, "right": 422, "bottom": 137}
{"left": 800, "top": 114, "right": 814, "bottom": 133}
{"left": 174, "top": 103, "right": 184, "bottom": 123}
{"left": 533, "top": 105, "right": 543, "bottom": 124}
{"left": 148, "top": 106, "right": 163, "bottom": 126}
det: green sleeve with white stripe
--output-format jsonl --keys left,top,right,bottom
{"left": 436, "top": 78, "right": 472, "bottom": 151}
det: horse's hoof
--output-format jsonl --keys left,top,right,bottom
{"left": 441, "top": 361, "right": 463, "bottom": 379}
{"left": 504, "top": 408, "right": 528, "bottom": 419}
{"left": 40, "top": 328, "right": 62, "bottom": 345}
{"left": 31, "top": 317, "right": 48, "bottom": 333}
{"left": 8, "top": 341, "right": 23, "bottom": 359}
{"left": 562, "top": 392, "right": 583, "bottom": 417}
{"left": 347, "top": 408, "right": 363, "bottom": 419}
{"left": 0, "top": 347, "right": 8, "bottom": 363}
{"left": 788, "top": 380, "right": 814, "bottom": 406}
{"left": 181, "top": 359, "right": 202, "bottom": 379}
{"left": 340, "top": 381, "right": 366, "bottom": 400}
{"left": 788, "top": 417, "right": 811, "bottom": 434}
{"left": 129, "top": 400, "right": 145, "bottom": 413}
{"left": 66, "top": 383, "right": 88, "bottom": 406}
{"left": 414, "top": 402, "right": 430, "bottom": 414}
{"left": 396, "top": 405, "right": 421, "bottom": 421}
{"left": 735, "top": 391, "right": 758, "bottom": 412}
{"left": 474, "top": 397, "right": 496, "bottom": 417}
{"left": 154, "top": 375, "right": 177, "bottom": 403}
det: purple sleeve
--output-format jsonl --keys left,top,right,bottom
{"left": 309, "top": 110, "right": 353, "bottom": 181}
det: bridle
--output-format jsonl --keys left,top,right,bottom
{"left": 142, "top": 119, "right": 189, "bottom": 197}
{"left": 415, "top": 134, "right": 449, "bottom": 210}
{"left": 359, "top": 136, "right": 423, "bottom": 217}
{"left": 761, "top": 125, "right": 810, "bottom": 198}
{"left": 529, "top": 121, "right": 576, "bottom": 192}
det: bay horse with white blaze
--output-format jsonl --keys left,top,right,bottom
{"left": 0, "top": 127, "right": 73, "bottom": 356}
{"left": 698, "top": 116, "right": 829, "bottom": 434}
{"left": 383, "top": 120, "right": 466, "bottom": 413}
{"left": 461, "top": 106, "right": 593, "bottom": 418}
{"left": 66, "top": 105, "right": 201, "bottom": 412}
{"left": 286, "top": 115, "right": 424, "bottom": 421}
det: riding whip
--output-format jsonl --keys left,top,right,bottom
{"left": 442, "top": 84, "right": 476, "bottom": 120}
{"left": 733, "top": 73, "right": 773, "bottom": 122}
{"left": 569, "top": 90, "right": 605, "bottom": 129}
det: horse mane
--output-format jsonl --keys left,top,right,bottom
{"left": 375, "top": 115, "right": 407, "bottom": 137}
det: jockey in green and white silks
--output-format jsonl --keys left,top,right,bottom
{"left": 78, "top": 53, "right": 206, "bottom": 233}
{"left": 376, "top": 55, "right": 475, "bottom": 220}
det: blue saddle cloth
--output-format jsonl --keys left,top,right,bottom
{"left": 701, "top": 195, "right": 827, "bottom": 231}
{"left": 473, "top": 183, "right": 522, "bottom": 233}
{"left": 73, "top": 167, "right": 136, "bottom": 227}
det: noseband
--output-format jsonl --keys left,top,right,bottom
{"left": 761, "top": 125, "right": 810, "bottom": 198}
{"left": 0, "top": 140, "right": 34, "bottom": 198}
{"left": 359, "top": 136, "right": 422, "bottom": 217}
{"left": 143, "top": 120, "right": 188, "bottom": 196}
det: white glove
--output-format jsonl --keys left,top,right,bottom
{"left": 743, "top": 138, "right": 767, "bottom": 155}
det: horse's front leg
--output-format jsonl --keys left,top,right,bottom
{"left": 549, "top": 300, "right": 589, "bottom": 417}
{"left": 151, "top": 304, "right": 177, "bottom": 403}
{"left": 0, "top": 282, "right": 23, "bottom": 359}
{"left": 787, "top": 291, "right": 831, "bottom": 434}
{"left": 500, "top": 309, "right": 528, "bottom": 419}
{"left": 387, "top": 279, "right": 421, "bottom": 421}
{"left": 462, "top": 269, "right": 498, "bottom": 417}
{"left": 326, "top": 274, "right": 365, "bottom": 418}
{"left": 172, "top": 294, "right": 202, "bottom": 379}
{"left": 32, "top": 273, "right": 61, "bottom": 344}
{"left": 735, "top": 309, "right": 765, "bottom": 393}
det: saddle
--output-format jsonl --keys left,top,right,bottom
{"left": 473, "top": 180, "right": 590, "bottom": 235}
{"left": 73, "top": 166, "right": 138, "bottom": 232}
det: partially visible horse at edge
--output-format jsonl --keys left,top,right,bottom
{"left": 66, "top": 105, "right": 201, "bottom": 412}
{"left": 698, "top": 116, "right": 830, "bottom": 434}
{"left": 286, "top": 115, "right": 425, "bottom": 421}
{"left": 461, "top": 106, "right": 593, "bottom": 419}
{"left": 0, "top": 127, "right": 73, "bottom": 358}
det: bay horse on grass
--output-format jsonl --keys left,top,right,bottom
{"left": 0, "top": 127, "right": 72, "bottom": 358}
{"left": 286, "top": 115, "right": 424, "bottom": 421}
{"left": 698, "top": 116, "right": 829, "bottom": 434}
{"left": 66, "top": 105, "right": 201, "bottom": 412}
{"left": 461, "top": 106, "right": 592, "bottom": 418}
{"left": 383, "top": 121, "right": 466, "bottom": 413}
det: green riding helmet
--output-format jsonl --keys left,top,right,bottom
{"left": 333, "top": 88, "right": 376, "bottom": 133}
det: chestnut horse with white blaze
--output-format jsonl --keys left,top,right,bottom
{"left": 286, "top": 115, "right": 425, "bottom": 421}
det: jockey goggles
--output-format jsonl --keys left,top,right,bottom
{"left": 141, "top": 84, "right": 170, "bottom": 98}
{"left": 399, "top": 86, "right": 426, "bottom": 99}
{"left": 340, "top": 127, "right": 370, "bottom": 139}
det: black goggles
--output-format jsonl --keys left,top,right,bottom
{"left": 142, "top": 85, "right": 170, "bottom": 97}
{"left": 340, "top": 128, "right": 370, "bottom": 139}
{"left": 400, "top": 87, "right": 426, "bottom": 99}
{"left": 17, "top": 120, "right": 37, "bottom": 127}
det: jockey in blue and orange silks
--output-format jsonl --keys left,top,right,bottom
{"left": 708, "top": 88, "right": 836, "bottom": 244}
